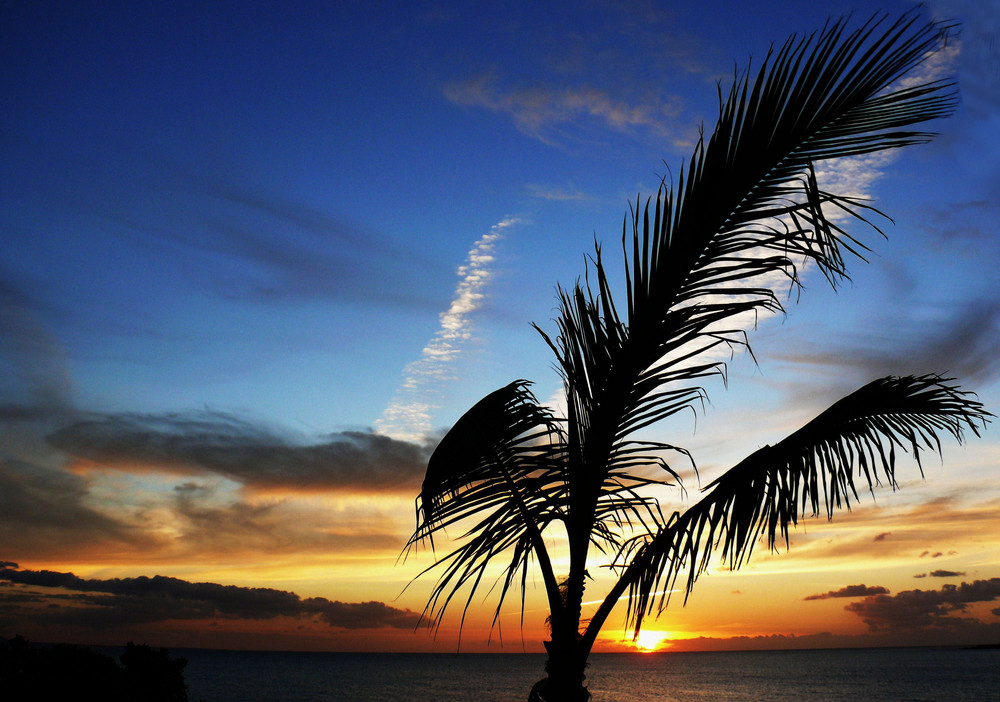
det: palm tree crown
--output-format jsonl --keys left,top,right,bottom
{"left": 405, "top": 12, "right": 990, "bottom": 702}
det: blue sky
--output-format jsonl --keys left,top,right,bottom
{"left": 5, "top": 0, "right": 998, "bottom": 432}
{"left": 2, "top": 0, "right": 999, "bottom": 652}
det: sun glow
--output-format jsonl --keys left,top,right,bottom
{"left": 633, "top": 629, "right": 672, "bottom": 652}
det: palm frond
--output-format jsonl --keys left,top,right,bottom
{"left": 613, "top": 374, "right": 989, "bottom": 636}
{"left": 405, "top": 381, "right": 567, "bottom": 634}
{"left": 542, "top": 13, "right": 958, "bottom": 508}
{"left": 414, "top": 380, "right": 556, "bottom": 530}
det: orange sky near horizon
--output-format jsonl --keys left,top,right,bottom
{"left": 5, "top": 456, "right": 1000, "bottom": 654}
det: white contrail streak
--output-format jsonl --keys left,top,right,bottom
{"left": 376, "top": 217, "right": 520, "bottom": 441}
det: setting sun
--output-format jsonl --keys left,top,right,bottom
{"left": 634, "top": 630, "right": 672, "bottom": 652}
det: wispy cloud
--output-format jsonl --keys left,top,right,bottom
{"left": 919, "top": 198, "right": 1000, "bottom": 253}
{"left": 812, "top": 24, "right": 960, "bottom": 222}
{"left": 776, "top": 298, "right": 1000, "bottom": 388}
{"left": 526, "top": 184, "right": 593, "bottom": 201}
{"left": 444, "top": 74, "right": 683, "bottom": 146}
{"left": 161, "top": 179, "right": 447, "bottom": 310}
{"left": 0, "top": 458, "right": 154, "bottom": 560}
{"left": 736, "top": 494, "right": 1000, "bottom": 572}
{"left": 0, "top": 273, "right": 74, "bottom": 418}
{"left": 376, "top": 218, "right": 520, "bottom": 440}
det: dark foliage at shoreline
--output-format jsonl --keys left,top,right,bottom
{"left": 0, "top": 635, "right": 190, "bottom": 701}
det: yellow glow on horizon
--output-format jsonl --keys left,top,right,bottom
{"left": 633, "top": 629, "right": 672, "bottom": 652}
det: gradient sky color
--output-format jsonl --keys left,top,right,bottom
{"left": 2, "top": 0, "right": 999, "bottom": 653}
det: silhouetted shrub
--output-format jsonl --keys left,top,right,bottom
{"left": 121, "top": 641, "right": 189, "bottom": 702}
{"left": 0, "top": 636, "right": 189, "bottom": 701}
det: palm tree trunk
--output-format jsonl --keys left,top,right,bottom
{"left": 529, "top": 636, "right": 590, "bottom": 702}
{"left": 530, "top": 525, "right": 592, "bottom": 701}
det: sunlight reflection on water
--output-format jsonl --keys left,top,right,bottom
{"left": 172, "top": 647, "right": 999, "bottom": 701}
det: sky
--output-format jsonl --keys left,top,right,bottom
{"left": 2, "top": 0, "right": 999, "bottom": 654}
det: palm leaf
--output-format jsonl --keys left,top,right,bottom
{"left": 405, "top": 381, "right": 568, "bottom": 633}
{"left": 602, "top": 375, "right": 989, "bottom": 639}
{"left": 415, "top": 380, "right": 556, "bottom": 529}
{"left": 540, "top": 13, "right": 958, "bottom": 520}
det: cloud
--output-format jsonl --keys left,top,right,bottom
{"left": 0, "top": 458, "right": 155, "bottom": 560}
{"left": 0, "top": 566, "right": 420, "bottom": 630}
{"left": 0, "top": 273, "right": 73, "bottom": 417}
{"left": 3, "top": 409, "right": 423, "bottom": 564}
{"left": 170, "top": 181, "right": 448, "bottom": 310}
{"left": 915, "top": 570, "right": 965, "bottom": 578}
{"left": 32, "top": 146, "right": 449, "bottom": 313}
{"left": 376, "top": 218, "right": 519, "bottom": 440}
{"left": 804, "top": 584, "right": 890, "bottom": 601}
{"left": 47, "top": 411, "right": 430, "bottom": 492}
{"left": 920, "top": 199, "right": 1000, "bottom": 252}
{"left": 776, "top": 298, "right": 1000, "bottom": 388}
{"left": 526, "top": 184, "right": 592, "bottom": 201}
{"left": 164, "top": 482, "right": 407, "bottom": 558}
{"left": 433, "top": 2, "right": 705, "bottom": 148}
{"left": 873, "top": 532, "right": 891, "bottom": 542}
{"left": 742, "top": 495, "right": 1000, "bottom": 572}
{"left": 928, "top": 0, "right": 1000, "bottom": 113}
{"left": 444, "top": 75, "right": 683, "bottom": 144}
{"left": 844, "top": 578, "right": 1000, "bottom": 631}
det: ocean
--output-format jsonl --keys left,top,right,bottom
{"left": 164, "top": 647, "right": 1000, "bottom": 701}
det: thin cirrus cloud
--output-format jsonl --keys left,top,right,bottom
{"left": 0, "top": 564, "right": 421, "bottom": 631}
{"left": 742, "top": 495, "right": 1000, "bottom": 571}
{"left": 443, "top": 74, "right": 683, "bottom": 145}
{"left": 376, "top": 217, "right": 520, "bottom": 441}
{"left": 920, "top": 198, "right": 1000, "bottom": 250}
{"left": 0, "top": 274, "right": 74, "bottom": 418}
{"left": 776, "top": 298, "right": 1000, "bottom": 388}
{"left": 148, "top": 175, "right": 448, "bottom": 311}
{"left": 526, "top": 184, "right": 592, "bottom": 202}
{"left": 30, "top": 144, "right": 449, "bottom": 313}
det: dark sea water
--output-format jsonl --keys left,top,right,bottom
{"left": 165, "top": 647, "right": 1000, "bottom": 701}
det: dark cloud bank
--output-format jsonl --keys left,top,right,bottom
{"left": 844, "top": 578, "right": 1000, "bottom": 632}
{"left": 0, "top": 564, "right": 420, "bottom": 631}
{"left": 805, "top": 578, "right": 1000, "bottom": 626}
{"left": 803, "top": 584, "right": 889, "bottom": 600}
{"left": 2, "top": 406, "right": 434, "bottom": 561}
{"left": 47, "top": 410, "right": 432, "bottom": 492}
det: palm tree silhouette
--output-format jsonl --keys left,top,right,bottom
{"left": 407, "top": 13, "right": 989, "bottom": 702}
